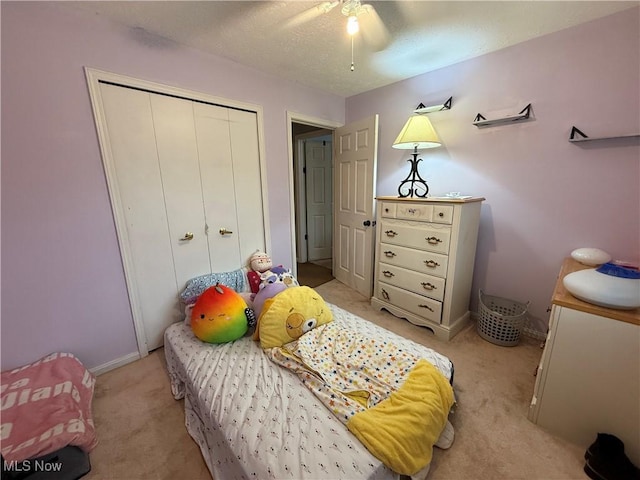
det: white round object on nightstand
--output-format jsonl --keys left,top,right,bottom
{"left": 570, "top": 248, "right": 612, "bottom": 266}
{"left": 563, "top": 268, "right": 640, "bottom": 310}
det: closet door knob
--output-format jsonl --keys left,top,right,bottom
{"left": 219, "top": 228, "right": 233, "bottom": 236}
{"left": 180, "top": 232, "right": 194, "bottom": 241}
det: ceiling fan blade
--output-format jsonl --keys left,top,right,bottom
{"left": 283, "top": 1, "right": 339, "bottom": 29}
{"left": 359, "top": 4, "right": 391, "bottom": 51}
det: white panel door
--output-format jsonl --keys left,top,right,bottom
{"left": 333, "top": 115, "right": 379, "bottom": 298}
{"left": 305, "top": 140, "right": 333, "bottom": 261}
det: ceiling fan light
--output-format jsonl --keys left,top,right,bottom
{"left": 347, "top": 15, "right": 359, "bottom": 35}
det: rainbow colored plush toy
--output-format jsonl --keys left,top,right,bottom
{"left": 191, "top": 284, "right": 256, "bottom": 344}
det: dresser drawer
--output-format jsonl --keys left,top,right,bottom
{"left": 379, "top": 202, "right": 454, "bottom": 224}
{"left": 376, "top": 282, "right": 442, "bottom": 324}
{"left": 380, "top": 219, "right": 451, "bottom": 255}
{"left": 396, "top": 203, "right": 433, "bottom": 221}
{"left": 378, "top": 243, "right": 448, "bottom": 278}
{"left": 378, "top": 262, "right": 446, "bottom": 301}
{"left": 433, "top": 205, "right": 453, "bottom": 224}
{"left": 380, "top": 202, "right": 397, "bottom": 218}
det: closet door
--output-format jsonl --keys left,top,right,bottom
{"left": 99, "top": 84, "right": 183, "bottom": 350}
{"left": 194, "top": 103, "right": 240, "bottom": 271}
{"left": 150, "top": 95, "right": 211, "bottom": 285}
{"left": 97, "top": 82, "right": 267, "bottom": 352}
{"left": 195, "top": 105, "right": 265, "bottom": 272}
{"left": 227, "top": 109, "right": 265, "bottom": 264}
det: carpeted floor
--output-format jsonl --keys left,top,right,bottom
{"left": 86, "top": 279, "right": 586, "bottom": 480}
{"left": 296, "top": 261, "right": 334, "bottom": 288}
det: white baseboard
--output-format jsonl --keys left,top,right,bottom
{"left": 90, "top": 351, "right": 140, "bottom": 376}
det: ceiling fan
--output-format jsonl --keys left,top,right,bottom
{"left": 284, "top": 0, "right": 391, "bottom": 69}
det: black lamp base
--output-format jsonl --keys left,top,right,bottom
{"left": 397, "top": 152, "right": 429, "bottom": 198}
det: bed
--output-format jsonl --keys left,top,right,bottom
{"left": 165, "top": 297, "right": 455, "bottom": 480}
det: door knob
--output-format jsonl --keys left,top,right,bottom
{"left": 363, "top": 220, "right": 371, "bottom": 227}
{"left": 219, "top": 228, "right": 233, "bottom": 236}
{"left": 180, "top": 232, "right": 194, "bottom": 241}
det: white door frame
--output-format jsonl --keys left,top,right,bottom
{"left": 86, "top": 67, "right": 271, "bottom": 357}
{"left": 287, "top": 112, "right": 341, "bottom": 276}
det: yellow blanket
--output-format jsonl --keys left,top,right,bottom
{"left": 267, "top": 322, "right": 455, "bottom": 476}
{"left": 347, "top": 358, "right": 454, "bottom": 475}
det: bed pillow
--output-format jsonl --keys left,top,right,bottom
{"left": 180, "top": 268, "right": 248, "bottom": 305}
{"left": 257, "top": 286, "right": 332, "bottom": 349}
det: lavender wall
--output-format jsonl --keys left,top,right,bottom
{"left": 346, "top": 7, "right": 640, "bottom": 329}
{"left": 2, "top": 3, "right": 638, "bottom": 372}
{"left": 1, "top": 2, "right": 344, "bottom": 371}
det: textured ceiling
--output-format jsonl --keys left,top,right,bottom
{"left": 65, "top": 1, "right": 638, "bottom": 97}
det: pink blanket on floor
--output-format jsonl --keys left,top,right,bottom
{"left": 1, "top": 352, "right": 98, "bottom": 462}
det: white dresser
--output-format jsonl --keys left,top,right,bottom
{"left": 528, "top": 258, "right": 640, "bottom": 465}
{"left": 370, "top": 196, "right": 484, "bottom": 341}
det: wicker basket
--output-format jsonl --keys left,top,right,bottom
{"left": 478, "top": 290, "right": 530, "bottom": 346}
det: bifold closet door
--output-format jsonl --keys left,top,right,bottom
{"left": 193, "top": 104, "right": 264, "bottom": 272}
{"left": 98, "top": 82, "right": 266, "bottom": 351}
{"left": 99, "top": 84, "right": 187, "bottom": 350}
{"left": 150, "top": 94, "right": 213, "bottom": 284}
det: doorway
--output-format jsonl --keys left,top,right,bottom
{"left": 287, "top": 113, "right": 379, "bottom": 296}
{"left": 292, "top": 123, "right": 333, "bottom": 286}
{"left": 288, "top": 113, "right": 340, "bottom": 287}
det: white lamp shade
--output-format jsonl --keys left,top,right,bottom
{"left": 392, "top": 115, "right": 441, "bottom": 150}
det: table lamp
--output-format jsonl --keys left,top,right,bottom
{"left": 392, "top": 115, "right": 441, "bottom": 198}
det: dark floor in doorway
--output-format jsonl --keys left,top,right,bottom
{"left": 296, "top": 262, "right": 334, "bottom": 288}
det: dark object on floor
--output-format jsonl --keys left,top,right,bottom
{"left": 584, "top": 433, "right": 640, "bottom": 480}
{"left": 1, "top": 446, "right": 91, "bottom": 480}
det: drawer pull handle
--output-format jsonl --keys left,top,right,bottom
{"left": 421, "top": 282, "right": 436, "bottom": 290}
{"left": 381, "top": 289, "right": 390, "bottom": 300}
{"left": 407, "top": 208, "right": 417, "bottom": 214}
{"left": 385, "top": 230, "right": 398, "bottom": 237}
{"left": 438, "top": 212, "right": 444, "bottom": 217}
{"left": 384, "top": 250, "right": 396, "bottom": 258}
{"left": 425, "top": 236, "right": 442, "bottom": 245}
{"left": 424, "top": 259, "right": 440, "bottom": 268}
{"left": 383, "top": 270, "right": 395, "bottom": 278}
{"left": 418, "top": 304, "right": 434, "bottom": 312}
